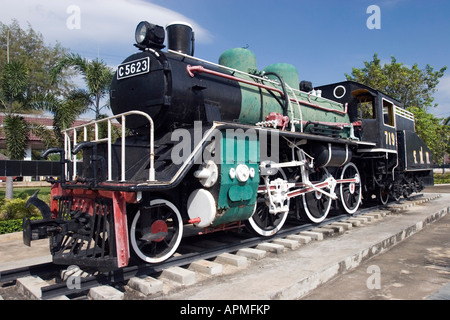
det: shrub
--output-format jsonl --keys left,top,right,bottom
{"left": 0, "top": 218, "right": 24, "bottom": 234}
{"left": 434, "top": 173, "right": 450, "bottom": 184}
{"left": 0, "top": 217, "right": 41, "bottom": 234}
{"left": 0, "top": 197, "right": 41, "bottom": 221}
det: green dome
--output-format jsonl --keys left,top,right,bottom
{"left": 263, "top": 63, "right": 299, "bottom": 89}
{"left": 219, "top": 48, "right": 257, "bottom": 72}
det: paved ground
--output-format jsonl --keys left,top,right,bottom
{"left": 152, "top": 191, "right": 449, "bottom": 300}
{"left": 423, "top": 184, "right": 450, "bottom": 194}
{"left": 306, "top": 184, "right": 450, "bottom": 300}
{"left": 0, "top": 185, "right": 448, "bottom": 301}
{"left": 0, "top": 236, "right": 51, "bottom": 271}
{"left": 303, "top": 207, "right": 450, "bottom": 300}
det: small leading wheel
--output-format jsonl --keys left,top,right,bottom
{"left": 377, "top": 186, "right": 389, "bottom": 205}
{"left": 247, "top": 169, "right": 289, "bottom": 237}
{"left": 392, "top": 186, "right": 402, "bottom": 202}
{"left": 301, "top": 167, "right": 332, "bottom": 223}
{"left": 339, "top": 162, "right": 362, "bottom": 214}
{"left": 130, "top": 199, "right": 183, "bottom": 264}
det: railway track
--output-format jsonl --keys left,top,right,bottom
{"left": 0, "top": 194, "right": 439, "bottom": 300}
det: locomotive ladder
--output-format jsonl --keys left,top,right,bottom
{"left": 285, "top": 84, "right": 304, "bottom": 132}
{"left": 63, "top": 111, "right": 156, "bottom": 182}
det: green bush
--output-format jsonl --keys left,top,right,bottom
{"left": 0, "top": 217, "right": 41, "bottom": 234}
{"left": 434, "top": 173, "right": 450, "bottom": 184}
{"left": 0, "top": 218, "right": 24, "bottom": 234}
{"left": 0, "top": 197, "right": 42, "bottom": 221}
{"left": 0, "top": 187, "right": 51, "bottom": 222}
{"left": 0, "top": 187, "right": 50, "bottom": 234}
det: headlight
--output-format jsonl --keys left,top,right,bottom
{"left": 136, "top": 22, "right": 148, "bottom": 44}
{"left": 135, "top": 21, "right": 165, "bottom": 49}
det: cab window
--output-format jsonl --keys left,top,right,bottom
{"left": 357, "top": 99, "right": 376, "bottom": 120}
{"left": 383, "top": 99, "right": 395, "bottom": 127}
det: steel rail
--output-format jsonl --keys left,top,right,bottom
{"left": 3, "top": 195, "right": 424, "bottom": 299}
{"left": 40, "top": 204, "right": 386, "bottom": 299}
{"left": 0, "top": 262, "right": 63, "bottom": 283}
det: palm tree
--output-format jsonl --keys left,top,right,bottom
{"left": 0, "top": 61, "right": 29, "bottom": 113}
{"left": 31, "top": 89, "right": 91, "bottom": 147}
{"left": 51, "top": 53, "right": 114, "bottom": 119}
{"left": 0, "top": 61, "right": 30, "bottom": 199}
{"left": 444, "top": 116, "right": 450, "bottom": 126}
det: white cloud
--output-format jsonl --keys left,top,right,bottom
{"left": 0, "top": 0, "right": 212, "bottom": 64}
{"left": 1, "top": 0, "right": 215, "bottom": 119}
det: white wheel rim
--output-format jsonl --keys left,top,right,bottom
{"left": 248, "top": 168, "right": 288, "bottom": 236}
{"left": 130, "top": 199, "right": 183, "bottom": 264}
{"left": 302, "top": 168, "right": 332, "bottom": 223}
{"left": 302, "top": 193, "right": 332, "bottom": 223}
{"left": 339, "top": 162, "right": 362, "bottom": 214}
{"left": 248, "top": 206, "right": 288, "bottom": 237}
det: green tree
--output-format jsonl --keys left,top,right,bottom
{"left": 0, "top": 61, "right": 29, "bottom": 113}
{"left": 409, "top": 107, "right": 448, "bottom": 164}
{"left": 51, "top": 53, "right": 114, "bottom": 119}
{"left": 0, "top": 61, "right": 30, "bottom": 159}
{"left": 31, "top": 89, "right": 91, "bottom": 147}
{"left": 0, "top": 20, "right": 74, "bottom": 96}
{"left": 0, "top": 21, "right": 74, "bottom": 198}
{"left": 346, "top": 53, "right": 446, "bottom": 111}
{"left": 346, "top": 54, "right": 448, "bottom": 163}
{"left": 0, "top": 20, "right": 77, "bottom": 155}
{"left": 444, "top": 116, "right": 450, "bottom": 126}
{"left": 0, "top": 62, "right": 30, "bottom": 199}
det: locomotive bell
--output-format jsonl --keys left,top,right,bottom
{"left": 166, "top": 21, "right": 195, "bottom": 56}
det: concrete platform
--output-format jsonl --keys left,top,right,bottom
{"left": 0, "top": 234, "right": 51, "bottom": 272}
{"left": 157, "top": 193, "right": 449, "bottom": 300}
{"left": 1, "top": 192, "right": 448, "bottom": 300}
{"left": 304, "top": 211, "right": 450, "bottom": 300}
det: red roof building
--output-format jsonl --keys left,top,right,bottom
{"left": 0, "top": 113, "right": 94, "bottom": 159}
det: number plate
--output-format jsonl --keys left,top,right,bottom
{"left": 117, "top": 57, "right": 150, "bottom": 80}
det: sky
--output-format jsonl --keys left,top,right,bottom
{"left": 1, "top": 0, "right": 449, "bottom": 118}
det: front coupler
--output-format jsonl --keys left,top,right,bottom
{"left": 22, "top": 217, "right": 67, "bottom": 247}
{"left": 23, "top": 189, "right": 62, "bottom": 246}
{"left": 22, "top": 184, "right": 135, "bottom": 270}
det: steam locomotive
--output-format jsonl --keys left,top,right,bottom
{"left": 21, "top": 21, "right": 433, "bottom": 269}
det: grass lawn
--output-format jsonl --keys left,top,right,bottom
{"left": 434, "top": 173, "right": 450, "bottom": 184}
{"left": 0, "top": 187, "right": 52, "bottom": 233}
{"left": 0, "top": 187, "right": 52, "bottom": 200}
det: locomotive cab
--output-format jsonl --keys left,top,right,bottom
{"left": 317, "top": 81, "right": 433, "bottom": 202}
{"left": 317, "top": 81, "right": 400, "bottom": 151}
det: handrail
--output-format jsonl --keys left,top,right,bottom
{"left": 186, "top": 64, "right": 348, "bottom": 116}
{"left": 63, "top": 111, "right": 155, "bottom": 182}
{"left": 394, "top": 105, "right": 415, "bottom": 121}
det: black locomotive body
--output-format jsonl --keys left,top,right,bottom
{"left": 317, "top": 81, "right": 433, "bottom": 202}
{"left": 18, "top": 21, "right": 433, "bottom": 270}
